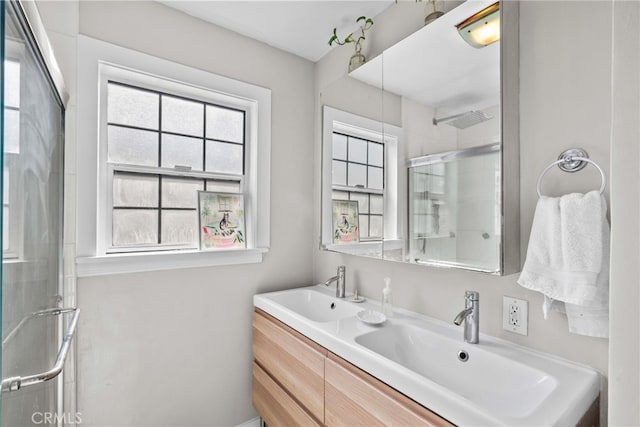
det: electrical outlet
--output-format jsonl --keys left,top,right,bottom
{"left": 503, "top": 296, "right": 528, "bottom": 335}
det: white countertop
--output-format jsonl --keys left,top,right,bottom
{"left": 254, "top": 285, "right": 600, "bottom": 426}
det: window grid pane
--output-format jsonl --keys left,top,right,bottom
{"left": 205, "top": 180, "right": 241, "bottom": 193}
{"left": 206, "top": 105, "right": 244, "bottom": 143}
{"left": 359, "top": 215, "right": 369, "bottom": 239}
{"left": 112, "top": 170, "right": 240, "bottom": 248}
{"left": 112, "top": 209, "right": 159, "bottom": 246}
{"left": 331, "top": 132, "right": 384, "bottom": 191}
{"left": 161, "top": 95, "right": 204, "bottom": 137}
{"left": 108, "top": 81, "right": 247, "bottom": 250}
{"left": 369, "top": 214, "right": 383, "bottom": 239}
{"left": 108, "top": 125, "right": 159, "bottom": 166}
{"left": 162, "top": 177, "right": 204, "bottom": 208}
{"left": 329, "top": 190, "right": 384, "bottom": 242}
{"left": 107, "top": 81, "right": 245, "bottom": 174}
{"left": 348, "top": 137, "right": 367, "bottom": 164}
{"left": 108, "top": 83, "right": 159, "bottom": 130}
{"left": 161, "top": 134, "right": 204, "bottom": 171}
{"left": 113, "top": 172, "right": 159, "bottom": 208}
{"left": 331, "top": 131, "right": 385, "bottom": 242}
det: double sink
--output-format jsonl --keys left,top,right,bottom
{"left": 254, "top": 285, "right": 600, "bottom": 426}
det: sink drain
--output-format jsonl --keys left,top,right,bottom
{"left": 330, "top": 302, "right": 336, "bottom": 310}
{"left": 457, "top": 350, "right": 469, "bottom": 362}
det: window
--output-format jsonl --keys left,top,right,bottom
{"left": 105, "top": 81, "right": 244, "bottom": 252}
{"left": 3, "top": 56, "right": 22, "bottom": 259}
{"left": 76, "top": 36, "right": 271, "bottom": 275}
{"left": 321, "top": 106, "right": 402, "bottom": 252}
{"left": 331, "top": 132, "right": 384, "bottom": 241}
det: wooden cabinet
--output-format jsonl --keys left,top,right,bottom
{"left": 325, "top": 352, "right": 453, "bottom": 427}
{"left": 253, "top": 309, "right": 326, "bottom": 423}
{"left": 252, "top": 309, "right": 450, "bottom": 426}
{"left": 252, "top": 362, "right": 322, "bottom": 427}
{"left": 576, "top": 398, "right": 600, "bottom": 427}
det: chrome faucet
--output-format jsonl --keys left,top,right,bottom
{"left": 322, "top": 265, "right": 346, "bottom": 298}
{"left": 453, "top": 291, "right": 479, "bottom": 344}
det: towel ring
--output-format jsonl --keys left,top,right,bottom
{"left": 536, "top": 151, "right": 607, "bottom": 197}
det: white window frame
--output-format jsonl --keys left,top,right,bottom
{"left": 321, "top": 106, "right": 402, "bottom": 254}
{"left": 3, "top": 156, "right": 23, "bottom": 261}
{"left": 76, "top": 36, "right": 271, "bottom": 276}
{"left": 99, "top": 69, "right": 248, "bottom": 254}
{"left": 3, "top": 42, "right": 26, "bottom": 261}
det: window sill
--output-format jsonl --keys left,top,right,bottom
{"left": 76, "top": 247, "right": 268, "bottom": 277}
{"left": 323, "top": 239, "right": 404, "bottom": 255}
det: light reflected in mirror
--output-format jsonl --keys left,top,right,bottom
{"left": 321, "top": 0, "right": 518, "bottom": 274}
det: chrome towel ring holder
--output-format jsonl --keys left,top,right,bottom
{"left": 536, "top": 148, "right": 607, "bottom": 197}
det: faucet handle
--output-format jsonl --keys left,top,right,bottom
{"left": 464, "top": 291, "right": 479, "bottom": 301}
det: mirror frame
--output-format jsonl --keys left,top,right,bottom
{"left": 500, "top": 1, "right": 520, "bottom": 275}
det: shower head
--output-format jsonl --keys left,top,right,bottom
{"left": 432, "top": 110, "right": 494, "bottom": 129}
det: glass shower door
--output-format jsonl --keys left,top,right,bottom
{"left": 408, "top": 144, "right": 501, "bottom": 273}
{"left": 1, "top": 1, "right": 70, "bottom": 425}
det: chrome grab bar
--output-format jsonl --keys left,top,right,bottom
{"left": 1, "top": 307, "right": 79, "bottom": 393}
{"left": 2, "top": 307, "right": 76, "bottom": 349}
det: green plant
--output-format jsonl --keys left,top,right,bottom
{"left": 328, "top": 16, "right": 374, "bottom": 55}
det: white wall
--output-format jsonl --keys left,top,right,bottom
{"left": 314, "top": 0, "right": 611, "bottom": 419}
{"left": 609, "top": 0, "right": 640, "bottom": 424}
{"left": 42, "top": 1, "right": 315, "bottom": 425}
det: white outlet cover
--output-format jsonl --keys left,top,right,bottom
{"left": 503, "top": 296, "right": 528, "bottom": 336}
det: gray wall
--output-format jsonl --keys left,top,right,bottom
{"left": 314, "top": 0, "right": 612, "bottom": 419}
{"left": 609, "top": 0, "right": 640, "bottom": 425}
{"left": 41, "top": 1, "right": 316, "bottom": 425}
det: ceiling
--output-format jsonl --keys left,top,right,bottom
{"left": 158, "top": 1, "right": 393, "bottom": 62}
{"left": 350, "top": 0, "right": 499, "bottom": 114}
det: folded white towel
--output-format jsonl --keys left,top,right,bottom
{"left": 518, "top": 191, "right": 609, "bottom": 338}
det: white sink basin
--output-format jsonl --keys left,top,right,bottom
{"left": 355, "top": 324, "right": 557, "bottom": 418}
{"left": 254, "top": 285, "right": 600, "bottom": 426}
{"left": 258, "top": 287, "right": 361, "bottom": 323}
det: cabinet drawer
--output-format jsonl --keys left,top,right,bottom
{"left": 253, "top": 362, "right": 322, "bottom": 427}
{"left": 325, "top": 352, "right": 454, "bottom": 427}
{"left": 253, "top": 309, "right": 326, "bottom": 422}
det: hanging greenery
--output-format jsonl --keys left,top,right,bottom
{"left": 328, "top": 16, "right": 374, "bottom": 54}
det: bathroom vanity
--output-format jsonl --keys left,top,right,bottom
{"left": 253, "top": 309, "right": 451, "bottom": 426}
{"left": 252, "top": 286, "right": 600, "bottom": 426}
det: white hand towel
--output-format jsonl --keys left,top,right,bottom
{"left": 517, "top": 191, "right": 609, "bottom": 338}
{"left": 565, "top": 214, "right": 610, "bottom": 338}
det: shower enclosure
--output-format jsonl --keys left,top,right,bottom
{"left": 1, "top": 1, "right": 76, "bottom": 425}
{"left": 407, "top": 143, "right": 501, "bottom": 273}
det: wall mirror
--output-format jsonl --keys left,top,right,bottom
{"left": 320, "top": 0, "right": 519, "bottom": 274}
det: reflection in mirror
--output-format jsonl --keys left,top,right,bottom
{"left": 320, "top": 0, "right": 519, "bottom": 275}
{"left": 321, "top": 105, "right": 401, "bottom": 259}
{"left": 408, "top": 143, "right": 500, "bottom": 273}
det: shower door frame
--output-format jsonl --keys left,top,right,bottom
{"left": 2, "top": 0, "right": 70, "bottom": 423}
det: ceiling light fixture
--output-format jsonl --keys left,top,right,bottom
{"left": 456, "top": 2, "right": 500, "bottom": 48}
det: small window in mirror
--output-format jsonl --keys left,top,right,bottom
{"left": 321, "top": 106, "right": 402, "bottom": 252}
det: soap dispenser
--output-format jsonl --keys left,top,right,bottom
{"left": 381, "top": 277, "right": 393, "bottom": 318}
